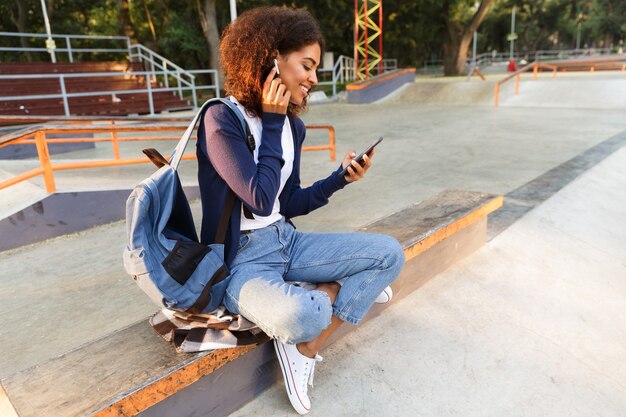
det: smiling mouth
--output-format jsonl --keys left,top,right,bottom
{"left": 299, "top": 85, "right": 310, "bottom": 95}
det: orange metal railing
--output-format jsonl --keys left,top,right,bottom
{"left": 494, "top": 61, "right": 557, "bottom": 108}
{"left": 302, "top": 125, "right": 336, "bottom": 161}
{"left": 0, "top": 120, "right": 336, "bottom": 194}
{"left": 494, "top": 57, "right": 626, "bottom": 108}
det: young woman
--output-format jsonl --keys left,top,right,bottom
{"left": 197, "top": 7, "right": 404, "bottom": 415}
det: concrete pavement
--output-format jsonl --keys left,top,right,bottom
{"left": 229, "top": 131, "right": 626, "bottom": 417}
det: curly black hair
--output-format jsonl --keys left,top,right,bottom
{"left": 219, "top": 6, "right": 325, "bottom": 117}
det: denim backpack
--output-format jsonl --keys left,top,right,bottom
{"left": 123, "top": 98, "right": 253, "bottom": 314}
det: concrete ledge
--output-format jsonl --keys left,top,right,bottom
{"left": 346, "top": 68, "right": 416, "bottom": 104}
{"left": 0, "top": 189, "right": 502, "bottom": 417}
{"left": 0, "top": 385, "right": 18, "bottom": 417}
{"left": 0, "top": 186, "right": 200, "bottom": 252}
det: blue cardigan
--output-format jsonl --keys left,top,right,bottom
{"left": 196, "top": 103, "right": 349, "bottom": 266}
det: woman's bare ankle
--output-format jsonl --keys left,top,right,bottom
{"left": 296, "top": 342, "right": 318, "bottom": 358}
{"left": 315, "top": 282, "right": 341, "bottom": 304}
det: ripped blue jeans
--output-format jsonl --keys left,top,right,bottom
{"left": 224, "top": 218, "right": 405, "bottom": 344}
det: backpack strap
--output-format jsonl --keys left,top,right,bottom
{"left": 216, "top": 100, "right": 257, "bottom": 221}
{"left": 169, "top": 98, "right": 255, "bottom": 170}
{"left": 167, "top": 98, "right": 256, "bottom": 243}
{"left": 214, "top": 191, "right": 236, "bottom": 244}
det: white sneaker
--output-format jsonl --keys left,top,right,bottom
{"left": 374, "top": 286, "right": 393, "bottom": 304}
{"left": 274, "top": 339, "right": 323, "bottom": 415}
{"left": 291, "top": 281, "right": 317, "bottom": 291}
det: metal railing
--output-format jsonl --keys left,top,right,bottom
{"left": 317, "top": 55, "right": 398, "bottom": 96}
{"left": 0, "top": 32, "right": 216, "bottom": 113}
{"left": 0, "top": 31, "right": 131, "bottom": 63}
{"left": 384, "top": 59, "right": 399, "bottom": 72}
{"left": 2, "top": 32, "right": 404, "bottom": 106}
{"left": 0, "top": 122, "right": 192, "bottom": 193}
{"left": 533, "top": 47, "right": 620, "bottom": 61}
{"left": 475, "top": 47, "right": 623, "bottom": 65}
{"left": 493, "top": 57, "right": 626, "bottom": 108}
{"left": 0, "top": 69, "right": 219, "bottom": 116}
{"left": 187, "top": 70, "right": 221, "bottom": 104}
{"left": 318, "top": 55, "right": 355, "bottom": 96}
{"left": 128, "top": 43, "right": 204, "bottom": 108}
{"left": 302, "top": 125, "right": 336, "bottom": 161}
{"left": 419, "top": 47, "right": 626, "bottom": 75}
{"left": 0, "top": 118, "right": 336, "bottom": 194}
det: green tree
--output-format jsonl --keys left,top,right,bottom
{"left": 383, "top": 1, "right": 443, "bottom": 68}
{"left": 483, "top": 0, "right": 574, "bottom": 53}
{"left": 588, "top": 0, "right": 625, "bottom": 47}
{"left": 0, "top": 0, "right": 623, "bottom": 75}
{"left": 442, "top": 0, "right": 496, "bottom": 75}
{"left": 119, "top": 0, "right": 136, "bottom": 41}
{"left": 9, "top": 0, "right": 33, "bottom": 61}
{"left": 196, "top": 0, "right": 221, "bottom": 80}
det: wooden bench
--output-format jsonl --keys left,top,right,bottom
{"left": 0, "top": 61, "right": 190, "bottom": 116}
{"left": 0, "top": 190, "right": 502, "bottom": 417}
{"left": 0, "top": 93, "right": 190, "bottom": 116}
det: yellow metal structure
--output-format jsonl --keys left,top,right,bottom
{"left": 354, "top": 0, "right": 383, "bottom": 80}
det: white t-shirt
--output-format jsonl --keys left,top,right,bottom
{"left": 229, "top": 96, "right": 294, "bottom": 230}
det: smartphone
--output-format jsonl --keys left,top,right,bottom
{"left": 340, "top": 136, "right": 383, "bottom": 177}
{"left": 273, "top": 58, "right": 280, "bottom": 75}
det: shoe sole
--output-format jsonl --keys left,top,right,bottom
{"left": 273, "top": 340, "right": 310, "bottom": 415}
{"left": 375, "top": 286, "right": 393, "bottom": 304}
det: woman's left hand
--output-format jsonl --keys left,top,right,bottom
{"left": 341, "top": 148, "right": 375, "bottom": 183}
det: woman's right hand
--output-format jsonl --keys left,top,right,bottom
{"left": 262, "top": 67, "right": 291, "bottom": 114}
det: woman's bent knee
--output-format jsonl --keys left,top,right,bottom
{"left": 229, "top": 279, "right": 333, "bottom": 344}
{"left": 378, "top": 234, "right": 405, "bottom": 273}
{"left": 273, "top": 289, "right": 333, "bottom": 344}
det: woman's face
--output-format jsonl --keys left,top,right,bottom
{"left": 276, "top": 43, "right": 321, "bottom": 106}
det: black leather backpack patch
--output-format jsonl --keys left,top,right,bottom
{"left": 162, "top": 240, "right": 212, "bottom": 285}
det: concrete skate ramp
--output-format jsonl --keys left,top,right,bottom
{"left": 501, "top": 74, "right": 626, "bottom": 109}
{"left": 391, "top": 78, "right": 496, "bottom": 106}
{"left": 0, "top": 186, "right": 200, "bottom": 252}
{"left": 394, "top": 72, "right": 626, "bottom": 109}
{"left": 230, "top": 127, "right": 626, "bottom": 417}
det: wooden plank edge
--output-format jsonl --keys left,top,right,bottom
{"left": 403, "top": 195, "right": 503, "bottom": 262}
{"left": 91, "top": 344, "right": 258, "bottom": 417}
{"left": 0, "top": 383, "right": 19, "bottom": 417}
{"left": 91, "top": 195, "right": 503, "bottom": 417}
